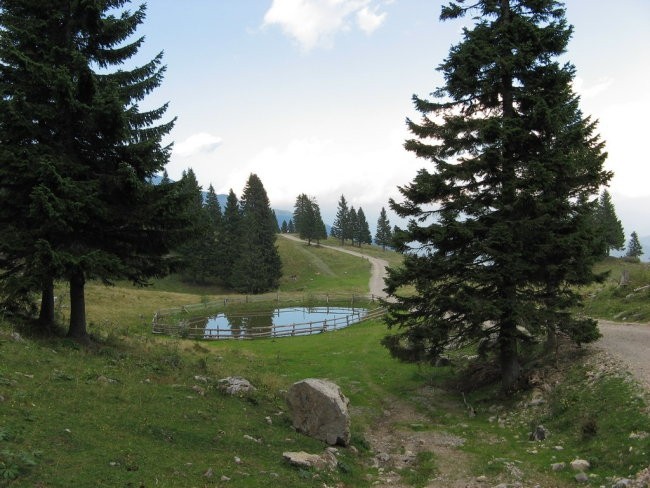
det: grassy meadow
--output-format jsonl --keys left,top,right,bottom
{"left": 0, "top": 236, "right": 649, "bottom": 487}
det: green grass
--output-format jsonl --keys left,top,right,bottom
{"left": 1, "top": 238, "right": 649, "bottom": 487}
{"left": 581, "top": 257, "right": 650, "bottom": 321}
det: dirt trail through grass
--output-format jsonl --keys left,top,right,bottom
{"left": 279, "top": 234, "right": 390, "bottom": 299}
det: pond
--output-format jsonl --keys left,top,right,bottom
{"left": 199, "top": 306, "right": 369, "bottom": 339}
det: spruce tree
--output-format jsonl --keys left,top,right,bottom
{"left": 347, "top": 207, "right": 358, "bottom": 246}
{"left": 0, "top": 0, "right": 187, "bottom": 339}
{"left": 375, "top": 207, "right": 393, "bottom": 251}
{"left": 384, "top": 0, "right": 609, "bottom": 390}
{"left": 281, "top": 220, "right": 289, "bottom": 233}
{"left": 596, "top": 190, "right": 625, "bottom": 255}
{"left": 231, "top": 174, "right": 282, "bottom": 293}
{"left": 287, "top": 219, "right": 295, "bottom": 233}
{"left": 626, "top": 231, "right": 643, "bottom": 260}
{"left": 219, "top": 189, "right": 242, "bottom": 287}
{"left": 331, "top": 195, "right": 350, "bottom": 245}
{"left": 356, "top": 208, "right": 372, "bottom": 247}
{"left": 293, "top": 194, "right": 327, "bottom": 245}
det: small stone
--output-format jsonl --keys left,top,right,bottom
{"left": 265, "top": 416, "right": 273, "bottom": 425}
{"left": 220, "top": 475, "right": 231, "bottom": 481}
{"left": 476, "top": 475, "right": 487, "bottom": 482}
{"left": 244, "top": 434, "right": 261, "bottom": 443}
{"left": 192, "top": 385, "right": 206, "bottom": 396}
{"left": 203, "top": 468, "right": 213, "bottom": 478}
{"left": 575, "top": 472, "right": 589, "bottom": 483}
{"left": 570, "top": 459, "right": 590, "bottom": 472}
{"left": 234, "top": 456, "right": 242, "bottom": 464}
{"left": 612, "top": 479, "right": 632, "bottom": 488}
{"left": 551, "top": 462, "right": 566, "bottom": 471}
{"left": 553, "top": 445, "right": 564, "bottom": 450}
{"left": 376, "top": 452, "right": 391, "bottom": 463}
{"left": 194, "top": 375, "right": 209, "bottom": 383}
{"left": 529, "top": 425, "right": 548, "bottom": 441}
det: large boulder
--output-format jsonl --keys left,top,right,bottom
{"left": 286, "top": 378, "right": 351, "bottom": 446}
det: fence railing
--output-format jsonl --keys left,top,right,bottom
{"left": 152, "top": 293, "right": 386, "bottom": 340}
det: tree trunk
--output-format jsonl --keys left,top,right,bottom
{"left": 67, "top": 271, "right": 89, "bottom": 341}
{"left": 37, "top": 276, "right": 55, "bottom": 332}
{"left": 499, "top": 318, "right": 521, "bottom": 392}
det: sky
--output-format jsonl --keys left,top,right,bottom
{"left": 131, "top": 0, "right": 650, "bottom": 239}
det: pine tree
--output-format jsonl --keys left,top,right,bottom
{"left": 281, "top": 220, "right": 289, "bottom": 233}
{"left": 384, "top": 0, "right": 609, "bottom": 391}
{"left": 347, "top": 207, "right": 358, "bottom": 246}
{"left": 596, "top": 190, "right": 625, "bottom": 255}
{"left": 231, "top": 174, "right": 282, "bottom": 293}
{"left": 0, "top": 1, "right": 187, "bottom": 339}
{"left": 176, "top": 169, "right": 212, "bottom": 283}
{"left": 356, "top": 208, "right": 372, "bottom": 247}
{"left": 331, "top": 195, "right": 350, "bottom": 245}
{"left": 626, "top": 231, "right": 643, "bottom": 259}
{"left": 293, "top": 194, "right": 327, "bottom": 245}
{"left": 375, "top": 207, "right": 393, "bottom": 251}
{"left": 219, "top": 189, "right": 242, "bottom": 288}
{"left": 287, "top": 219, "right": 295, "bottom": 233}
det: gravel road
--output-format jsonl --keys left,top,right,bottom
{"left": 597, "top": 320, "right": 650, "bottom": 391}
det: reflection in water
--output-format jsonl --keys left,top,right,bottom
{"left": 203, "top": 307, "right": 367, "bottom": 339}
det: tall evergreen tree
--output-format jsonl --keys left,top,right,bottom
{"left": 293, "top": 194, "right": 327, "bottom": 245}
{"left": 0, "top": 0, "right": 187, "bottom": 340}
{"left": 596, "top": 190, "right": 625, "bottom": 255}
{"left": 356, "top": 207, "right": 372, "bottom": 247}
{"left": 231, "top": 174, "right": 282, "bottom": 293}
{"left": 347, "top": 207, "right": 358, "bottom": 246}
{"left": 287, "top": 219, "right": 295, "bottom": 233}
{"left": 331, "top": 195, "right": 350, "bottom": 245}
{"left": 375, "top": 207, "right": 393, "bottom": 251}
{"left": 281, "top": 220, "right": 289, "bottom": 233}
{"left": 384, "top": 0, "right": 609, "bottom": 391}
{"left": 626, "top": 231, "right": 643, "bottom": 259}
{"left": 219, "top": 189, "right": 242, "bottom": 288}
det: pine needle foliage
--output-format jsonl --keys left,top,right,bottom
{"left": 384, "top": 0, "right": 610, "bottom": 391}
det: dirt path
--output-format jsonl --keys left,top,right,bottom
{"left": 597, "top": 320, "right": 650, "bottom": 391}
{"left": 279, "top": 234, "right": 390, "bottom": 299}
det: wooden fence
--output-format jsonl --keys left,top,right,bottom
{"left": 152, "top": 293, "right": 386, "bottom": 340}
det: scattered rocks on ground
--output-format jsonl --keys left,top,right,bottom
{"left": 551, "top": 462, "right": 566, "bottom": 471}
{"left": 574, "top": 471, "right": 589, "bottom": 483}
{"left": 286, "top": 378, "right": 351, "bottom": 446}
{"left": 218, "top": 376, "right": 256, "bottom": 395}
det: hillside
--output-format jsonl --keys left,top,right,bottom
{"left": 0, "top": 240, "right": 649, "bottom": 487}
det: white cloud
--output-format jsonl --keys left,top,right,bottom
{"left": 356, "top": 6, "right": 387, "bottom": 34}
{"left": 263, "top": 0, "right": 387, "bottom": 51}
{"left": 572, "top": 76, "right": 613, "bottom": 99}
{"left": 173, "top": 132, "right": 223, "bottom": 157}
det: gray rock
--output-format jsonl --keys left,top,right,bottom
{"left": 529, "top": 425, "right": 548, "bottom": 441}
{"left": 218, "top": 376, "right": 256, "bottom": 395}
{"left": 286, "top": 378, "right": 350, "bottom": 446}
{"left": 574, "top": 472, "right": 589, "bottom": 483}
{"left": 551, "top": 462, "right": 566, "bottom": 471}
{"left": 570, "top": 459, "right": 591, "bottom": 472}
{"left": 283, "top": 450, "right": 337, "bottom": 471}
{"left": 612, "top": 479, "right": 632, "bottom": 488}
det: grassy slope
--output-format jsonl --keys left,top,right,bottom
{"left": 580, "top": 257, "right": 650, "bottom": 322}
{"left": 1, "top": 239, "right": 649, "bottom": 487}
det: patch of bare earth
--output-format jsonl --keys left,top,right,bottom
{"left": 364, "top": 394, "right": 476, "bottom": 488}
